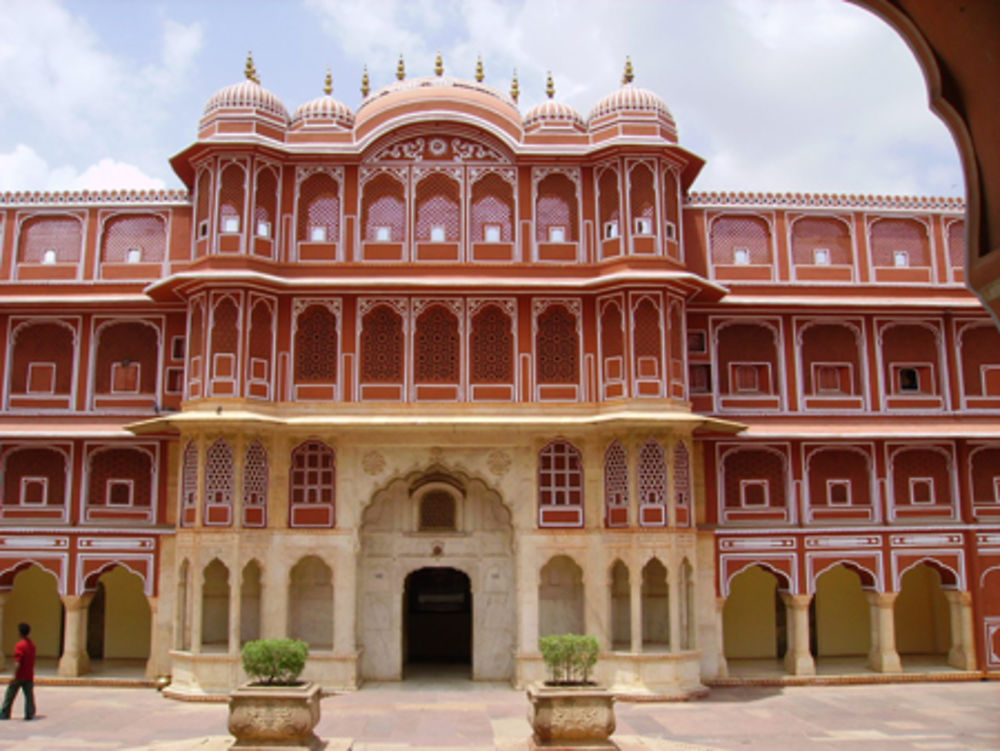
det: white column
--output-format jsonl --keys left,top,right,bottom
{"left": 866, "top": 591, "right": 902, "bottom": 673}
{"left": 190, "top": 566, "right": 204, "bottom": 653}
{"left": 629, "top": 564, "right": 642, "bottom": 653}
{"left": 781, "top": 593, "right": 816, "bottom": 676}
{"left": 944, "top": 590, "right": 976, "bottom": 670}
{"left": 715, "top": 596, "right": 729, "bottom": 678}
{"left": 57, "top": 594, "right": 93, "bottom": 676}
{"left": 228, "top": 571, "right": 241, "bottom": 656}
{"left": 668, "top": 562, "right": 681, "bottom": 652}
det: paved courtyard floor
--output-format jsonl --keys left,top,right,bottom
{"left": 0, "top": 677, "right": 996, "bottom": 751}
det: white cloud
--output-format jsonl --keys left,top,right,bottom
{"left": 0, "top": 145, "right": 164, "bottom": 192}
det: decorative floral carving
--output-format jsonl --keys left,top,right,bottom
{"left": 487, "top": 450, "right": 511, "bottom": 476}
{"left": 362, "top": 451, "right": 386, "bottom": 476}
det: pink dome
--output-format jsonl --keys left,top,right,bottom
{"left": 588, "top": 84, "right": 677, "bottom": 140}
{"left": 523, "top": 99, "right": 585, "bottom": 131}
{"left": 202, "top": 80, "right": 289, "bottom": 124}
{"left": 290, "top": 95, "right": 355, "bottom": 130}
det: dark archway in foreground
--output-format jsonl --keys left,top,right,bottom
{"left": 403, "top": 567, "right": 471, "bottom": 670}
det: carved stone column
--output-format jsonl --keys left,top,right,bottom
{"left": 145, "top": 596, "right": 158, "bottom": 678}
{"left": 866, "top": 591, "right": 902, "bottom": 673}
{"left": 57, "top": 594, "right": 94, "bottom": 676}
{"left": 781, "top": 593, "right": 816, "bottom": 675}
{"left": 228, "top": 571, "right": 241, "bottom": 656}
{"left": 629, "top": 566, "right": 642, "bottom": 653}
{"left": 715, "top": 596, "right": 729, "bottom": 678}
{"left": 668, "top": 562, "right": 681, "bottom": 653}
{"left": 944, "top": 590, "right": 976, "bottom": 670}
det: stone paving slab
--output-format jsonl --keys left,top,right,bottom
{"left": 0, "top": 682, "right": 995, "bottom": 751}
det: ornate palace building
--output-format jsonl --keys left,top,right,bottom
{"left": 0, "top": 56, "right": 997, "bottom": 697}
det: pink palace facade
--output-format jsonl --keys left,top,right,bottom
{"left": 0, "top": 57, "right": 998, "bottom": 697}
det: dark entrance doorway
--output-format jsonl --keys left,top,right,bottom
{"left": 403, "top": 567, "right": 471, "bottom": 671}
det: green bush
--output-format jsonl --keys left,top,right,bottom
{"left": 241, "top": 638, "right": 309, "bottom": 685}
{"left": 538, "top": 633, "right": 599, "bottom": 685}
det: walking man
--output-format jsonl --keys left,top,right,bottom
{"left": 1, "top": 622, "right": 36, "bottom": 720}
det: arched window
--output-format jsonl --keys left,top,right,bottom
{"left": 203, "top": 439, "right": 234, "bottom": 526}
{"left": 94, "top": 321, "right": 158, "bottom": 398}
{"left": 633, "top": 297, "right": 663, "bottom": 393}
{"left": 470, "top": 173, "right": 513, "bottom": 243}
{"left": 414, "top": 305, "right": 459, "bottom": 385}
{"left": 297, "top": 172, "right": 340, "bottom": 244}
{"left": 870, "top": 217, "right": 929, "bottom": 267}
{"left": 217, "top": 164, "right": 245, "bottom": 235}
{"left": 18, "top": 215, "right": 82, "bottom": 264}
{"left": 535, "top": 173, "right": 578, "bottom": 243}
{"left": 253, "top": 168, "right": 278, "bottom": 249}
{"left": 289, "top": 440, "right": 335, "bottom": 528}
{"left": 359, "top": 305, "right": 403, "bottom": 384}
{"left": 721, "top": 448, "right": 789, "bottom": 524}
{"left": 538, "top": 440, "right": 583, "bottom": 528}
{"left": 604, "top": 440, "right": 628, "bottom": 527}
{"left": 362, "top": 173, "right": 405, "bottom": 242}
{"left": 242, "top": 440, "right": 268, "bottom": 528}
{"left": 673, "top": 442, "right": 691, "bottom": 527}
{"left": 600, "top": 300, "right": 625, "bottom": 399}
{"left": 210, "top": 297, "right": 239, "bottom": 394}
{"left": 628, "top": 162, "right": 656, "bottom": 246}
{"left": 294, "top": 304, "right": 338, "bottom": 384}
{"left": 597, "top": 167, "right": 621, "bottom": 248}
{"left": 470, "top": 304, "right": 513, "bottom": 389}
{"left": 710, "top": 215, "right": 772, "bottom": 266}
{"left": 247, "top": 298, "right": 274, "bottom": 399}
{"left": 415, "top": 173, "right": 460, "bottom": 242}
{"left": 195, "top": 170, "right": 212, "bottom": 240}
{"left": 638, "top": 439, "right": 667, "bottom": 527}
{"left": 86, "top": 448, "right": 153, "bottom": 522}
{"left": 536, "top": 304, "right": 578, "bottom": 386}
{"left": 100, "top": 214, "right": 166, "bottom": 264}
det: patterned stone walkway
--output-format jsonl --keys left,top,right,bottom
{"left": 0, "top": 680, "right": 995, "bottom": 750}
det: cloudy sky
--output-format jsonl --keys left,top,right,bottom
{"left": 0, "top": 0, "right": 963, "bottom": 197}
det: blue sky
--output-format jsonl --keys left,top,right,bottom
{"left": 0, "top": 0, "right": 963, "bottom": 197}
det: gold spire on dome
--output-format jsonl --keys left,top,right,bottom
{"left": 434, "top": 50, "right": 444, "bottom": 77}
{"left": 396, "top": 54, "right": 406, "bottom": 81}
{"left": 622, "top": 56, "right": 634, "bottom": 85}
{"left": 545, "top": 71, "right": 555, "bottom": 99}
{"left": 510, "top": 69, "right": 519, "bottom": 103}
{"left": 323, "top": 69, "right": 333, "bottom": 96}
{"left": 361, "top": 65, "right": 370, "bottom": 97}
{"left": 244, "top": 51, "right": 260, "bottom": 84}
{"left": 475, "top": 55, "right": 484, "bottom": 83}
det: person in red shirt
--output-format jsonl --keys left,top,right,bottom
{"left": 1, "top": 622, "right": 36, "bottom": 720}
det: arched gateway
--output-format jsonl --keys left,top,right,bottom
{"left": 359, "top": 466, "right": 515, "bottom": 681}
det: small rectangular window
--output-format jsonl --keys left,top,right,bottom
{"left": 816, "top": 364, "right": 847, "bottom": 394}
{"left": 222, "top": 216, "right": 240, "bottom": 233}
{"left": 603, "top": 221, "right": 619, "bottom": 240}
{"left": 430, "top": 225, "right": 446, "bottom": 242}
{"left": 126, "top": 247, "right": 142, "bottom": 264}
{"left": 256, "top": 221, "right": 271, "bottom": 238}
{"left": 687, "top": 330, "right": 707, "bottom": 354}
{"left": 171, "top": 336, "right": 185, "bottom": 361}
{"left": 107, "top": 479, "right": 134, "bottom": 506}
{"left": 827, "top": 479, "right": 851, "bottom": 506}
{"left": 198, "top": 220, "right": 209, "bottom": 238}
{"left": 42, "top": 249, "right": 57, "bottom": 265}
{"left": 483, "top": 224, "right": 501, "bottom": 242}
{"left": 734, "top": 364, "right": 759, "bottom": 392}
{"left": 111, "top": 362, "right": 140, "bottom": 393}
{"left": 740, "top": 479, "right": 769, "bottom": 507}
{"left": 664, "top": 221, "right": 677, "bottom": 241}
{"left": 310, "top": 225, "right": 327, "bottom": 242}
{"left": 898, "top": 367, "right": 920, "bottom": 392}
{"left": 374, "top": 225, "right": 391, "bottom": 242}
{"left": 20, "top": 476, "right": 48, "bottom": 506}
{"left": 733, "top": 247, "right": 751, "bottom": 265}
{"left": 27, "top": 362, "right": 56, "bottom": 394}
{"left": 909, "top": 477, "right": 934, "bottom": 504}
{"left": 548, "top": 226, "right": 566, "bottom": 243}
{"left": 813, "top": 247, "right": 830, "bottom": 265}
{"left": 634, "top": 217, "right": 652, "bottom": 235}
{"left": 689, "top": 363, "right": 712, "bottom": 393}
{"left": 893, "top": 250, "right": 909, "bottom": 267}
{"left": 165, "top": 367, "right": 184, "bottom": 394}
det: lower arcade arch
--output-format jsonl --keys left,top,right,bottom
{"left": 85, "top": 565, "right": 151, "bottom": 662}
{"left": 813, "top": 564, "right": 869, "bottom": 665}
{"left": 3, "top": 564, "right": 62, "bottom": 660}
{"left": 895, "top": 562, "right": 951, "bottom": 666}
{"left": 723, "top": 565, "right": 788, "bottom": 666}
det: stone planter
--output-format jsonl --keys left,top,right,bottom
{"left": 228, "top": 681, "right": 322, "bottom": 750}
{"left": 526, "top": 684, "right": 616, "bottom": 749}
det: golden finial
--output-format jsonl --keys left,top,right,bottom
{"left": 622, "top": 56, "right": 634, "bottom": 85}
{"left": 434, "top": 50, "right": 444, "bottom": 77}
{"left": 510, "top": 69, "right": 519, "bottom": 103}
{"left": 545, "top": 71, "right": 555, "bottom": 99}
{"left": 396, "top": 54, "right": 406, "bottom": 81}
{"left": 244, "top": 51, "right": 260, "bottom": 84}
{"left": 361, "top": 65, "right": 370, "bottom": 97}
{"left": 323, "top": 68, "right": 333, "bottom": 96}
{"left": 475, "top": 55, "right": 484, "bottom": 83}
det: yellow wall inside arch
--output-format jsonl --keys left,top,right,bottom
{"left": 815, "top": 564, "right": 869, "bottom": 656}
{"left": 723, "top": 566, "right": 777, "bottom": 659}
{"left": 3, "top": 565, "right": 62, "bottom": 658}
{"left": 895, "top": 564, "right": 950, "bottom": 655}
{"left": 101, "top": 566, "right": 150, "bottom": 659}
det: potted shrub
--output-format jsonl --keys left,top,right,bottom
{"left": 527, "top": 634, "right": 616, "bottom": 749}
{"left": 228, "top": 638, "right": 323, "bottom": 750}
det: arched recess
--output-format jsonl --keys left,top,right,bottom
{"left": 610, "top": 560, "right": 630, "bottom": 650}
{"left": 813, "top": 563, "right": 870, "bottom": 663}
{"left": 720, "top": 445, "right": 791, "bottom": 524}
{"left": 209, "top": 294, "right": 241, "bottom": 396}
{"left": 289, "top": 555, "right": 333, "bottom": 649}
{"left": 539, "top": 555, "right": 584, "bottom": 638}
{"left": 628, "top": 160, "right": 658, "bottom": 254}
{"left": 1, "top": 445, "right": 70, "bottom": 522}
{"left": 715, "top": 320, "right": 781, "bottom": 404}
{"left": 201, "top": 559, "right": 229, "bottom": 651}
{"left": 414, "top": 171, "right": 461, "bottom": 247}
{"left": 413, "top": 302, "right": 461, "bottom": 398}
{"left": 470, "top": 170, "right": 515, "bottom": 258}
{"left": 798, "top": 321, "right": 864, "bottom": 405}
{"left": 293, "top": 301, "right": 339, "bottom": 401}
{"left": 92, "top": 320, "right": 160, "bottom": 405}
{"left": 8, "top": 320, "right": 76, "bottom": 407}
{"left": 85, "top": 446, "right": 155, "bottom": 523}
{"left": 217, "top": 162, "right": 246, "bottom": 244}
{"left": 252, "top": 165, "right": 279, "bottom": 257}
{"left": 632, "top": 295, "right": 664, "bottom": 397}
{"left": 2, "top": 563, "right": 62, "bottom": 658}
{"left": 468, "top": 301, "right": 515, "bottom": 399}
{"left": 723, "top": 564, "right": 790, "bottom": 665}
{"left": 98, "top": 213, "right": 167, "bottom": 273}
{"left": 203, "top": 438, "right": 234, "bottom": 527}
{"left": 895, "top": 562, "right": 951, "bottom": 664}
{"left": 604, "top": 440, "right": 629, "bottom": 528}
{"left": 596, "top": 164, "right": 622, "bottom": 259}
{"left": 85, "top": 564, "right": 151, "bottom": 661}
{"left": 241, "top": 560, "right": 262, "bottom": 644}
{"left": 246, "top": 296, "right": 276, "bottom": 401}
{"left": 598, "top": 297, "right": 626, "bottom": 400}
{"left": 641, "top": 557, "right": 669, "bottom": 651}
{"left": 638, "top": 438, "right": 668, "bottom": 527}
{"left": 359, "top": 463, "right": 514, "bottom": 682}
